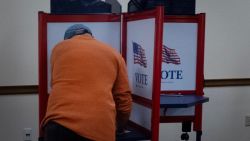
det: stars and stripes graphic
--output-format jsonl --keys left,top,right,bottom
{"left": 162, "top": 45, "right": 181, "bottom": 65}
{"left": 133, "top": 42, "right": 147, "bottom": 68}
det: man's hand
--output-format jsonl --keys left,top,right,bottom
{"left": 116, "top": 112, "right": 130, "bottom": 134}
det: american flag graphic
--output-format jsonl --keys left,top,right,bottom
{"left": 162, "top": 45, "right": 181, "bottom": 65}
{"left": 133, "top": 42, "right": 147, "bottom": 68}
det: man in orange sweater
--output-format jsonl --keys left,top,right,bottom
{"left": 42, "top": 24, "right": 132, "bottom": 141}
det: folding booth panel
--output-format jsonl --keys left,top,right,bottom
{"left": 126, "top": 18, "right": 155, "bottom": 130}
{"left": 38, "top": 12, "right": 121, "bottom": 138}
{"left": 160, "top": 18, "right": 199, "bottom": 117}
{"left": 159, "top": 14, "right": 207, "bottom": 141}
{"left": 123, "top": 6, "right": 164, "bottom": 141}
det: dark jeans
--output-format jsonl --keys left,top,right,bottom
{"left": 44, "top": 121, "right": 92, "bottom": 141}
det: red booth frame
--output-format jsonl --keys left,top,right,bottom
{"left": 159, "top": 14, "right": 206, "bottom": 133}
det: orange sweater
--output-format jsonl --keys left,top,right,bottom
{"left": 42, "top": 35, "right": 132, "bottom": 141}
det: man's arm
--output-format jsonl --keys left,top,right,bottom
{"left": 112, "top": 55, "right": 132, "bottom": 133}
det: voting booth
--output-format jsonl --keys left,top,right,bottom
{"left": 39, "top": 6, "right": 208, "bottom": 141}
{"left": 121, "top": 9, "right": 208, "bottom": 141}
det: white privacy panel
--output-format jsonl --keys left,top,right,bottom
{"left": 126, "top": 18, "right": 155, "bottom": 99}
{"left": 47, "top": 22, "right": 120, "bottom": 92}
{"left": 130, "top": 102, "right": 152, "bottom": 130}
{"left": 161, "top": 23, "right": 198, "bottom": 91}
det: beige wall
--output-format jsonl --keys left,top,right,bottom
{"left": 0, "top": 0, "right": 50, "bottom": 86}
{"left": 197, "top": 0, "right": 250, "bottom": 79}
{"left": 0, "top": 94, "right": 38, "bottom": 141}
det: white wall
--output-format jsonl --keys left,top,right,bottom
{"left": 0, "top": 0, "right": 49, "bottom": 141}
{"left": 0, "top": 0, "right": 50, "bottom": 86}
{"left": 159, "top": 87, "right": 250, "bottom": 141}
{"left": 0, "top": 94, "right": 38, "bottom": 141}
{"left": 196, "top": 0, "right": 250, "bottom": 79}
{"left": 0, "top": 0, "right": 250, "bottom": 141}
{"left": 118, "top": 0, "right": 129, "bottom": 12}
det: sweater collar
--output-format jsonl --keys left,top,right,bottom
{"left": 72, "top": 34, "right": 94, "bottom": 40}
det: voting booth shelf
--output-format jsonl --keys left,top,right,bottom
{"left": 38, "top": 6, "right": 208, "bottom": 141}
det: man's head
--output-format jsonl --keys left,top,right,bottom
{"left": 64, "top": 24, "right": 92, "bottom": 40}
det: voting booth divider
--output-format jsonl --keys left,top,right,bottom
{"left": 121, "top": 7, "right": 164, "bottom": 141}
{"left": 159, "top": 14, "right": 208, "bottom": 141}
{"left": 39, "top": 6, "right": 208, "bottom": 141}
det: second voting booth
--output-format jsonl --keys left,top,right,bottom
{"left": 39, "top": 6, "right": 208, "bottom": 141}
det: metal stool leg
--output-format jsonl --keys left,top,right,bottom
{"left": 181, "top": 122, "right": 191, "bottom": 141}
{"left": 196, "top": 130, "right": 202, "bottom": 141}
